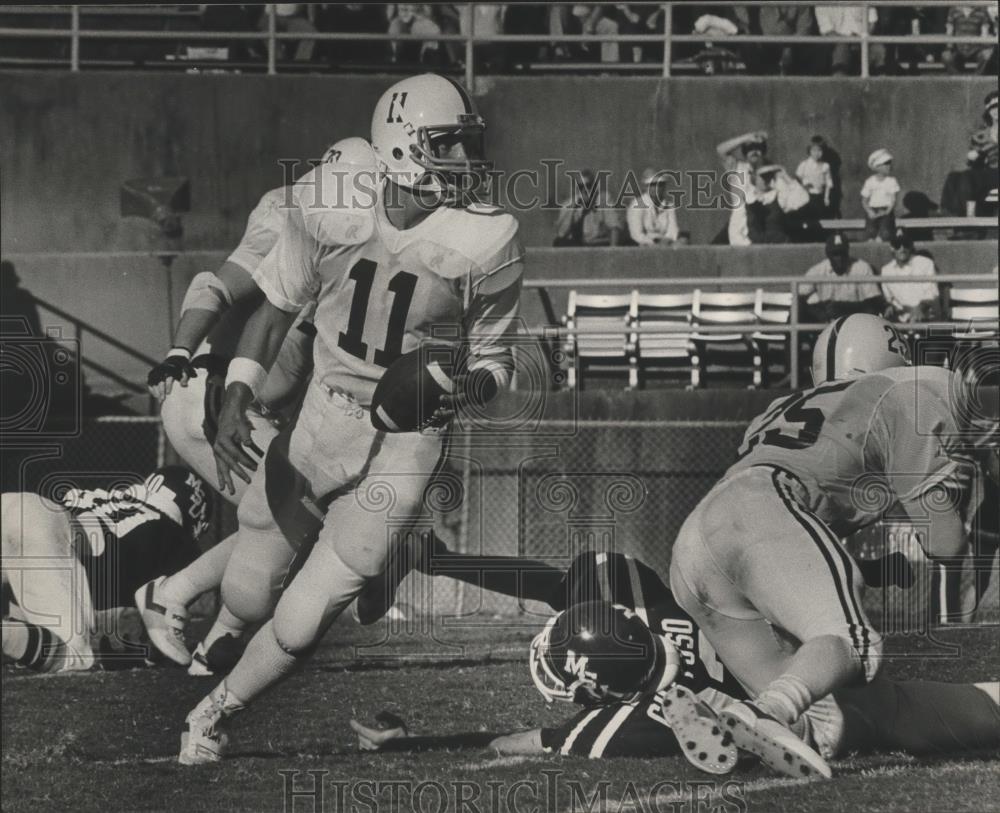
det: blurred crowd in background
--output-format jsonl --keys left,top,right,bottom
{"left": 2, "top": 3, "right": 997, "bottom": 76}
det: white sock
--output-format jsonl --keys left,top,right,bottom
{"left": 755, "top": 673, "right": 814, "bottom": 726}
{"left": 223, "top": 620, "right": 300, "bottom": 705}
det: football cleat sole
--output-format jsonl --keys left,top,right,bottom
{"left": 134, "top": 577, "right": 192, "bottom": 666}
{"left": 659, "top": 685, "right": 738, "bottom": 775}
{"left": 720, "top": 702, "right": 832, "bottom": 780}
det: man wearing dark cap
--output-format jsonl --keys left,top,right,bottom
{"left": 799, "top": 232, "right": 885, "bottom": 322}
{"left": 880, "top": 229, "right": 942, "bottom": 323}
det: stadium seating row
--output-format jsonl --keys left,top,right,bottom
{"left": 560, "top": 286, "right": 999, "bottom": 390}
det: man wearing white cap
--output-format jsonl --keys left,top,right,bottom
{"left": 861, "top": 148, "right": 900, "bottom": 242}
{"left": 627, "top": 168, "right": 680, "bottom": 246}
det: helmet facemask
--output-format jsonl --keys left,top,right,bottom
{"left": 403, "top": 115, "right": 492, "bottom": 202}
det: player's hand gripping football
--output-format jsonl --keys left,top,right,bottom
{"left": 349, "top": 711, "right": 409, "bottom": 752}
{"left": 147, "top": 352, "right": 198, "bottom": 401}
{"left": 212, "top": 383, "right": 263, "bottom": 494}
{"left": 427, "top": 367, "right": 500, "bottom": 428}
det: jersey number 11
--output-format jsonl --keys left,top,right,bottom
{"left": 338, "top": 259, "right": 418, "bottom": 368}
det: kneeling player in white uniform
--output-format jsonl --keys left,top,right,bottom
{"left": 138, "top": 138, "right": 376, "bottom": 674}
{"left": 180, "top": 73, "right": 524, "bottom": 764}
{"left": 348, "top": 552, "right": 1000, "bottom": 775}
{"left": 668, "top": 314, "right": 997, "bottom": 777}
{"left": 2, "top": 467, "right": 211, "bottom": 672}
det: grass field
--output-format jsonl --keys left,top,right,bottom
{"left": 3, "top": 613, "right": 998, "bottom": 813}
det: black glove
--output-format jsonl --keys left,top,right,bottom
{"left": 147, "top": 351, "right": 197, "bottom": 390}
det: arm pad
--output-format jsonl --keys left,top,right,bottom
{"left": 180, "top": 272, "right": 235, "bottom": 316}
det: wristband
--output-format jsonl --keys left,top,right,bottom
{"left": 168, "top": 347, "right": 192, "bottom": 361}
{"left": 225, "top": 357, "right": 268, "bottom": 399}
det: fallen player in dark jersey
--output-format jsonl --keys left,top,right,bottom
{"left": 2, "top": 466, "right": 211, "bottom": 672}
{"left": 350, "top": 551, "right": 1000, "bottom": 776}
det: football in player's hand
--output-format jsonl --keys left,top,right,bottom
{"left": 370, "top": 345, "right": 456, "bottom": 432}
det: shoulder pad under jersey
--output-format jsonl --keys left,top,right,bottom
{"left": 291, "top": 163, "right": 377, "bottom": 246}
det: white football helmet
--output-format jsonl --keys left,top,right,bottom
{"left": 812, "top": 314, "right": 911, "bottom": 384}
{"left": 321, "top": 136, "right": 377, "bottom": 168}
{"left": 370, "top": 73, "right": 490, "bottom": 192}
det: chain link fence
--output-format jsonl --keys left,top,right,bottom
{"left": 5, "top": 416, "right": 993, "bottom": 634}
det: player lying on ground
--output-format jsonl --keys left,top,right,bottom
{"left": 348, "top": 553, "right": 1000, "bottom": 777}
{"left": 2, "top": 467, "right": 211, "bottom": 672}
{"left": 668, "top": 314, "right": 999, "bottom": 777}
{"left": 137, "top": 138, "right": 376, "bottom": 676}
{"left": 179, "top": 72, "right": 525, "bottom": 765}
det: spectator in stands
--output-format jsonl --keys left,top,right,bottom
{"left": 799, "top": 233, "right": 885, "bottom": 322}
{"left": 431, "top": 5, "right": 462, "bottom": 68}
{"left": 814, "top": 4, "right": 885, "bottom": 75}
{"left": 315, "top": 4, "right": 387, "bottom": 64}
{"left": 716, "top": 130, "right": 769, "bottom": 246}
{"left": 627, "top": 168, "right": 680, "bottom": 246}
{"left": 459, "top": 4, "right": 506, "bottom": 72}
{"left": 260, "top": 4, "right": 317, "bottom": 62}
{"left": 796, "top": 136, "right": 834, "bottom": 217}
{"left": 733, "top": 4, "right": 816, "bottom": 75}
{"left": 553, "top": 169, "right": 624, "bottom": 247}
{"left": 941, "top": 90, "right": 999, "bottom": 220}
{"left": 689, "top": 13, "right": 743, "bottom": 75}
{"left": 880, "top": 229, "right": 942, "bottom": 323}
{"left": 584, "top": 4, "right": 649, "bottom": 64}
{"left": 747, "top": 165, "right": 790, "bottom": 244}
{"left": 861, "top": 149, "right": 900, "bottom": 242}
{"left": 388, "top": 4, "right": 442, "bottom": 66}
{"left": 942, "top": 5, "right": 995, "bottom": 74}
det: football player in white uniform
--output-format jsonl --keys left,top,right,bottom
{"left": 178, "top": 73, "right": 524, "bottom": 764}
{"left": 669, "top": 314, "right": 998, "bottom": 778}
{"left": 138, "top": 138, "right": 377, "bottom": 674}
{"left": 2, "top": 467, "right": 211, "bottom": 672}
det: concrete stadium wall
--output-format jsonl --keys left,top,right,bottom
{"left": 2, "top": 70, "right": 996, "bottom": 252}
{"left": 4, "top": 242, "right": 995, "bottom": 406}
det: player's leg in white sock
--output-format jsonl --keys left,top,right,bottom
{"left": 224, "top": 544, "right": 366, "bottom": 703}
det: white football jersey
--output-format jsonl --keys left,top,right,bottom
{"left": 187, "top": 186, "right": 315, "bottom": 407}
{"left": 198, "top": 186, "right": 290, "bottom": 360}
{"left": 253, "top": 163, "right": 525, "bottom": 405}
{"left": 727, "top": 365, "right": 986, "bottom": 537}
{"left": 227, "top": 186, "right": 290, "bottom": 275}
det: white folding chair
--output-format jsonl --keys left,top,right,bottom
{"left": 635, "top": 292, "right": 696, "bottom": 389}
{"left": 562, "top": 290, "right": 639, "bottom": 389}
{"left": 752, "top": 290, "right": 793, "bottom": 388}
{"left": 949, "top": 287, "right": 999, "bottom": 339}
{"left": 690, "top": 289, "right": 758, "bottom": 388}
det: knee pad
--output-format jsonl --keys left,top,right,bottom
{"left": 273, "top": 546, "right": 366, "bottom": 655}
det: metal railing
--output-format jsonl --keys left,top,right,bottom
{"left": 522, "top": 272, "right": 999, "bottom": 388}
{"left": 0, "top": 2, "right": 996, "bottom": 82}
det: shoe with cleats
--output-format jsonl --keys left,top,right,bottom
{"left": 134, "top": 576, "right": 191, "bottom": 666}
{"left": 657, "top": 685, "right": 738, "bottom": 775}
{"left": 719, "top": 701, "right": 832, "bottom": 780}
{"left": 178, "top": 685, "right": 243, "bottom": 765}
